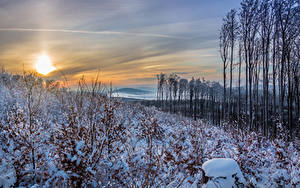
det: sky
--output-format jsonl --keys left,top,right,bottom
{"left": 0, "top": 0, "right": 241, "bottom": 88}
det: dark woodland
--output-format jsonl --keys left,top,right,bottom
{"left": 154, "top": 0, "right": 300, "bottom": 141}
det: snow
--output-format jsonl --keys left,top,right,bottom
{"left": 202, "top": 158, "right": 245, "bottom": 188}
{"left": 0, "top": 159, "right": 16, "bottom": 188}
{"left": 0, "top": 73, "right": 299, "bottom": 187}
{"left": 202, "top": 158, "right": 244, "bottom": 179}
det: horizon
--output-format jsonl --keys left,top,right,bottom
{"left": 0, "top": 0, "right": 240, "bottom": 88}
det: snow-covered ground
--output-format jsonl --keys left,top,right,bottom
{"left": 0, "top": 73, "right": 299, "bottom": 187}
{"left": 202, "top": 158, "right": 245, "bottom": 188}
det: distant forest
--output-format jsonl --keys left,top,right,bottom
{"left": 154, "top": 0, "right": 300, "bottom": 141}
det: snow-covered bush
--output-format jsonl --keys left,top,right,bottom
{"left": 0, "top": 159, "right": 16, "bottom": 187}
{"left": 0, "top": 73, "right": 299, "bottom": 187}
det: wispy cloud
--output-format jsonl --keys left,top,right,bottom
{"left": 0, "top": 0, "right": 241, "bottom": 87}
{"left": 0, "top": 28, "right": 187, "bottom": 39}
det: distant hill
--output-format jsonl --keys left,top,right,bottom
{"left": 114, "top": 88, "right": 152, "bottom": 95}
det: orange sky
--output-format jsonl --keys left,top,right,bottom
{"left": 0, "top": 0, "right": 240, "bottom": 87}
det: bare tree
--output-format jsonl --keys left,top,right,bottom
{"left": 259, "top": 0, "right": 274, "bottom": 135}
{"left": 179, "top": 78, "right": 188, "bottom": 116}
{"left": 157, "top": 73, "right": 166, "bottom": 110}
{"left": 189, "top": 77, "right": 195, "bottom": 118}
{"left": 220, "top": 20, "right": 230, "bottom": 121}
{"left": 239, "top": 0, "right": 260, "bottom": 130}
{"left": 224, "top": 9, "right": 239, "bottom": 117}
{"left": 238, "top": 43, "right": 243, "bottom": 129}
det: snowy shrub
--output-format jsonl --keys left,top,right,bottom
{"left": 0, "top": 73, "right": 299, "bottom": 187}
{"left": 2, "top": 104, "right": 48, "bottom": 186}
{"left": 0, "top": 159, "right": 16, "bottom": 187}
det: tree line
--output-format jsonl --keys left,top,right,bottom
{"left": 156, "top": 73, "right": 223, "bottom": 125}
{"left": 156, "top": 0, "right": 299, "bottom": 140}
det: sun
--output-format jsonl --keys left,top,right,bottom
{"left": 35, "top": 54, "right": 56, "bottom": 75}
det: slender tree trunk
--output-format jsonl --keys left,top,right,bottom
{"left": 287, "top": 50, "right": 292, "bottom": 140}
{"left": 272, "top": 33, "right": 277, "bottom": 117}
{"left": 245, "top": 43, "right": 249, "bottom": 122}
{"left": 249, "top": 64, "right": 253, "bottom": 131}
{"left": 265, "top": 34, "right": 270, "bottom": 137}
{"left": 230, "top": 39, "right": 234, "bottom": 118}
{"left": 238, "top": 44, "right": 242, "bottom": 129}
{"left": 223, "top": 63, "right": 227, "bottom": 120}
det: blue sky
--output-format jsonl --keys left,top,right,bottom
{"left": 0, "top": 0, "right": 240, "bottom": 87}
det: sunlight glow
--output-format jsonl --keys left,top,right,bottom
{"left": 35, "top": 54, "right": 56, "bottom": 75}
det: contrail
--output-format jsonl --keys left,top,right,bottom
{"left": 0, "top": 28, "right": 187, "bottom": 39}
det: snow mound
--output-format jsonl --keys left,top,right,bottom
{"left": 202, "top": 158, "right": 245, "bottom": 188}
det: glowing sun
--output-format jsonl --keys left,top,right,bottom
{"left": 35, "top": 54, "right": 56, "bottom": 75}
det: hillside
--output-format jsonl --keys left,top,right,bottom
{"left": 0, "top": 73, "right": 299, "bottom": 187}
{"left": 114, "top": 88, "right": 152, "bottom": 95}
{"left": 113, "top": 87, "right": 156, "bottom": 100}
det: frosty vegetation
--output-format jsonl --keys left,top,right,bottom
{"left": 0, "top": 72, "right": 299, "bottom": 187}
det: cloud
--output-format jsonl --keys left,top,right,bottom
{"left": 0, "top": 28, "right": 187, "bottom": 39}
{"left": 0, "top": 0, "right": 241, "bottom": 87}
